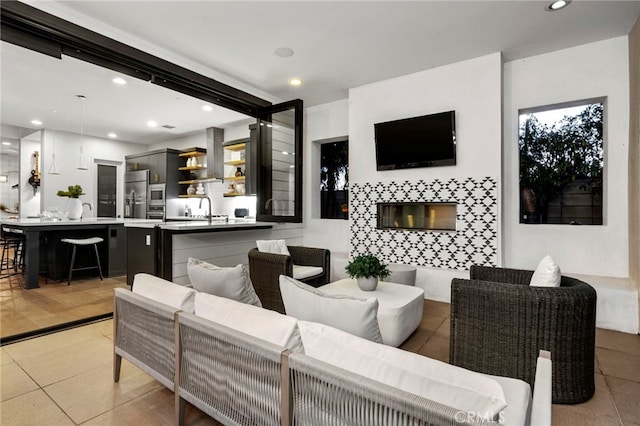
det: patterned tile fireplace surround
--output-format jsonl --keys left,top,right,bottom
{"left": 350, "top": 177, "right": 498, "bottom": 270}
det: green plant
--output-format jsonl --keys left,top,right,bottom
{"left": 345, "top": 253, "right": 390, "bottom": 280}
{"left": 56, "top": 185, "right": 84, "bottom": 198}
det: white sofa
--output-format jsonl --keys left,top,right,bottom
{"left": 114, "top": 273, "right": 552, "bottom": 426}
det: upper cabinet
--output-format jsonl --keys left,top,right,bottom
{"left": 125, "top": 148, "right": 182, "bottom": 190}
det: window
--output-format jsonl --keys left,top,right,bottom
{"left": 519, "top": 99, "right": 604, "bottom": 225}
{"left": 320, "top": 138, "right": 348, "bottom": 219}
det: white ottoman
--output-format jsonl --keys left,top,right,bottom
{"left": 387, "top": 263, "right": 417, "bottom": 286}
{"left": 319, "top": 278, "right": 424, "bottom": 347}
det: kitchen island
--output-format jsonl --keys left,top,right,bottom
{"left": 126, "top": 219, "right": 303, "bottom": 286}
{"left": 0, "top": 218, "right": 157, "bottom": 289}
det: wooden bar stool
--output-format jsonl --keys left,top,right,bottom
{"left": 61, "top": 237, "right": 104, "bottom": 285}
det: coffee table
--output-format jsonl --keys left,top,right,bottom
{"left": 319, "top": 278, "right": 424, "bottom": 347}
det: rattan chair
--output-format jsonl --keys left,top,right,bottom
{"left": 450, "top": 265, "right": 597, "bottom": 404}
{"left": 248, "top": 246, "right": 330, "bottom": 313}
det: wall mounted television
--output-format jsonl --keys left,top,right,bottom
{"left": 374, "top": 110, "right": 456, "bottom": 170}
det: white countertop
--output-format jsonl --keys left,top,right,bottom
{"left": 0, "top": 217, "right": 161, "bottom": 227}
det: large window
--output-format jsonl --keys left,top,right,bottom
{"left": 519, "top": 99, "right": 604, "bottom": 225}
{"left": 320, "top": 138, "right": 348, "bottom": 219}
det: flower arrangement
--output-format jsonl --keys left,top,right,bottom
{"left": 56, "top": 185, "right": 84, "bottom": 198}
{"left": 345, "top": 253, "right": 390, "bottom": 280}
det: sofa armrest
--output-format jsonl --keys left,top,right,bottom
{"left": 289, "top": 246, "right": 331, "bottom": 286}
{"left": 470, "top": 265, "right": 533, "bottom": 285}
{"left": 530, "top": 350, "right": 552, "bottom": 426}
{"left": 248, "top": 248, "right": 292, "bottom": 313}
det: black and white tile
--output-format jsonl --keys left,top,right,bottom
{"left": 350, "top": 177, "right": 498, "bottom": 270}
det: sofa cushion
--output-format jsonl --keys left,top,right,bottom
{"left": 292, "top": 265, "right": 324, "bottom": 280}
{"left": 530, "top": 255, "right": 561, "bottom": 287}
{"left": 298, "top": 321, "right": 508, "bottom": 420}
{"left": 487, "top": 374, "right": 532, "bottom": 426}
{"left": 280, "top": 275, "right": 382, "bottom": 343}
{"left": 194, "top": 292, "right": 303, "bottom": 352}
{"left": 187, "top": 258, "right": 262, "bottom": 307}
{"left": 256, "top": 239, "right": 290, "bottom": 256}
{"left": 132, "top": 273, "right": 196, "bottom": 313}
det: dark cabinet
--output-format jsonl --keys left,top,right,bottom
{"left": 125, "top": 149, "right": 182, "bottom": 193}
{"left": 126, "top": 226, "right": 156, "bottom": 285}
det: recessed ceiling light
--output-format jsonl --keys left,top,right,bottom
{"left": 108, "top": 132, "right": 118, "bottom": 138}
{"left": 547, "top": 0, "right": 571, "bottom": 11}
{"left": 31, "top": 119, "right": 43, "bottom": 126}
{"left": 147, "top": 120, "right": 158, "bottom": 128}
{"left": 2, "top": 141, "right": 11, "bottom": 146}
{"left": 275, "top": 47, "right": 294, "bottom": 58}
{"left": 112, "top": 77, "right": 127, "bottom": 85}
{"left": 202, "top": 105, "right": 214, "bottom": 112}
{"left": 288, "top": 78, "right": 302, "bottom": 86}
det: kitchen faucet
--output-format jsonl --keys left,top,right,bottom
{"left": 198, "top": 196, "right": 212, "bottom": 224}
{"left": 82, "top": 202, "right": 92, "bottom": 211}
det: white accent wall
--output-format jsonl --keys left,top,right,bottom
{"left": 303, "top": 99, "right": 350, "bottom": 253}
{"left": 347, "top": 52, "right": 504, "bottom": 301}
{"left": 503, "top": 37, "right": 630, "bottom": 277}
{"left": 40, "top": 129, "right": 147, "bottom": 218}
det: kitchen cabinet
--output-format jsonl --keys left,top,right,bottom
{"left": 126, "top": 226, "right": 156, "bottom": 285}
{"left": 222, "top": 140, "right": 248, "bottom": 197}
{"left": 125, "top": 149, "right": 182, "bottom": 193}
{"left": 178, "top": 148, "right": 208, "bottom": 197}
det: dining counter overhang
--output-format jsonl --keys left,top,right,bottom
{"left": 0, "top": 218, "right": 274, "bottom": 288}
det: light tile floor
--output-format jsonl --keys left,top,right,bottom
{"left": 1, "top": 299, "right": 639, "bottom": 425}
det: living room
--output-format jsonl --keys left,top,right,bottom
{"left": 1, "top": 1, "right": 639, "bottom": 425}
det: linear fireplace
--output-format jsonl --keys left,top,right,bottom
{"left": 377, "top": 202, "right": 457, "bottom": 231}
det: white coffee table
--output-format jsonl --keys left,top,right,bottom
{"left": 319, "top": 278, "right": 424, "bottom": 347}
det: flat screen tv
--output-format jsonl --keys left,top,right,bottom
{"left": 374, "top": 110, "right": 456, "bottom": 170}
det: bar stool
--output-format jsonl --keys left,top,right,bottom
{"left": 1, "top": 226, "right": 25, "bottom": 274}
{"left": 1, "top": 226, "right": 24, "bottom": 289}
{"left": 61, "top": 237, "right": 104, "bottom": 285}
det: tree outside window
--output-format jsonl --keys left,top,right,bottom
{"left": 519, "top": 100, "right": 604, "bottom": 225}
{"left": 320, "top": 139, "right": 348, "bottom": 219}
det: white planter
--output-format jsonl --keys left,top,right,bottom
{"left": 67, "top": 198, "right": 83, "bottom": 220}
{"left": 356, "top": 276, "right": 378, "bottom": 291}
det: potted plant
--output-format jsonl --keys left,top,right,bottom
{"left": 345, "top": 253, "right": 390, "bottom": 291}
{"left": 57, "top": 185, "right": 85, "bottom": 219}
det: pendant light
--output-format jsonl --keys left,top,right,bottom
{"left": 48, "top": 109, "right": 60, "bottom": 175}
{"left": 77, "top": 95, "right": 88, "bottom": 170}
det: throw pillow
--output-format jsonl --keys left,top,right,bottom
{"left": 298, "top": 320, "right": 508, "bottom": 420}
{"left": 187, "top": 258, "right": 262, "bottom": 307}
{"left": 530, "top": 255, "right": 561, "bottom": 287}
{"left": 256, "top": 239, "right": 290, "bottom": 256}
{"left": 132, "top": 273, "right": 196, "bottom": 313}
{"left": 279, "top": 275, "right": 382, "bottom": 343}
{"left": 194, "top": 292, "right": 303, "bottom": 352}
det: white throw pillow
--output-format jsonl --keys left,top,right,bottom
{"left": 256, "top": 239, "right": 290, "bottom": 256}
{"left": 194, "top": 292, "right": 303, "bottom": 352}
{"left": 298, "top": 321, "right": 508, "bottom": 420}
{"left": 132, "top": 273, "right": 196, "bottom": 313}
{"left": 187, "top": 258, "right": 262, "bottom": 307}
{"left": 279, "top": 275, "right": 382, "bottom": 343}
{"left": 530, "top": 255, "right": 561, "bottom": 287}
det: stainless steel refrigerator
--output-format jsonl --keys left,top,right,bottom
{"left": 124, "top": 170, "right": 149, "bottom": 219}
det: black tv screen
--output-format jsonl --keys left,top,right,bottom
{"left": 374, "top": 111, "right": 456, "bottom": 170}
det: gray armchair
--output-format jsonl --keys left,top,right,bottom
{"left": 248, "top": 246, "right": 330, "bottom": 313}
{"left": 450, "top": 265, "right": 597, "bottom": 404}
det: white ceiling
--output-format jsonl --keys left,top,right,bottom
{"left": 1, "top": 1, "right": 639, "bottom": 152}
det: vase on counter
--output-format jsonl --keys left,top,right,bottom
{"left": 187, "top": 184, "right": 196, "bottom": 195}
{"left": 67, "top": 198, "right": 83, "bottom": 220}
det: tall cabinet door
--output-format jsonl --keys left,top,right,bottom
{"left": 256, "top": 99, "right": 303, "bottom": 223}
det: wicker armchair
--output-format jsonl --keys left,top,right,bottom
{"left": 450, "top": 265, "right": 597, "bottom": 404}
{"left": 248, "top": 246, "right": 330, "bottom": 313}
